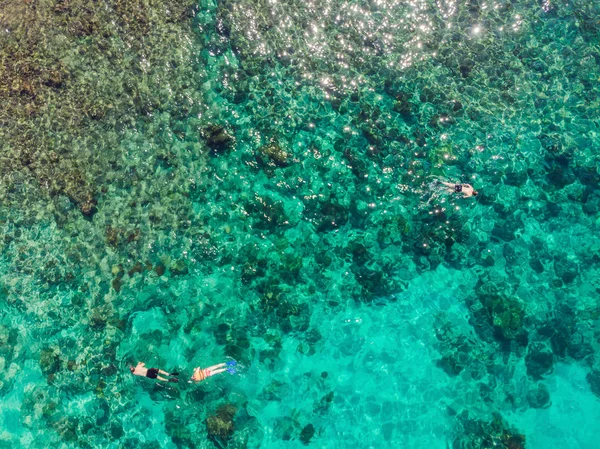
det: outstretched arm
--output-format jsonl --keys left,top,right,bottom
{"left": 462, "top": 184, "right": 473, "bottom": 197}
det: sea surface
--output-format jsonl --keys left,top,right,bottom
{"left": 1, "top": 0, "right": 599, "bottom": 448}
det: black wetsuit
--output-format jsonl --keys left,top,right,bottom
{"left": 146, "top": 368, "right": 159, "bottom": 379}
{"left": 454, "top": 184, "right": 463, "bottom": 193}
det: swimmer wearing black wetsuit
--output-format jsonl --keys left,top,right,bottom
{"left": 130, "top": 362, "right": 179, "bottom": 382}
{"left": 440, "top": 181, "right": 478, "bottom": 198}
{"left": 146, "top": 368, "right": 160, "bottom": 379}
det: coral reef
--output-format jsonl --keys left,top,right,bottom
{"left": 1, "top": 0, "right": 600, "bottom": 447}
{"left": 206, "top": 403, "right": 238, "bottom": 445}
{"left": 452, "top": 412, "right": 526, "bottom": 449}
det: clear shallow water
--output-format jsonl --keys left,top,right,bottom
{"left": 1, "top": 0, "right": 600, "bottom": 448}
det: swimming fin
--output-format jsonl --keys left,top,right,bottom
{"left": 170, "top": 372, "right": 180, "bottom": 376}
{"left": 226, "top": 360, "right": 237, "bottom": 374}
{"left": 169, "top": 378, "right": 179, "bottom": 383}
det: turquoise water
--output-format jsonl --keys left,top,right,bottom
{"left": 1, "top": 0, "right": 600, "bottom": 447}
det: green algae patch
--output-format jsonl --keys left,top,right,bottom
{"left": 0, "top": 0, "right": 201, "bottom": 215}
{"left": 453, "top": 411, "right": 526, "bottom": 449}
{"left": 430, "top": 144, "right": 458, "bottom": 169}
{"left": 206, "top": 403, "right": 238, "bottom": 442}
{"left": 0, "top": 0, "right": 213, "bottom": 298}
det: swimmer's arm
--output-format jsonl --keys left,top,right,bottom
{"left": 463, "top": 184, "right": 473, "bottom": 197}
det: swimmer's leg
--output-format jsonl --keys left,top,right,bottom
{"left": 208, "top": 368, "right": 227, "bottom": 377}
{"left": 158, "top": 369, "right": 179, "bottom": 381}
{"left": 206, "top": 363, "right": 227, "bottom": 372}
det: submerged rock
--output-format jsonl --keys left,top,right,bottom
{"left": 170, "top": 259, "right": 188, "bottom": 277}
{"left": 470, "top": 290, "right": 528, "bottom": 347}
{"left": 256, "top": 141, "right": 290, "bottom": 168}
{"left": 529, "top": 259, "right": 544, "bottom": 274}
{"left": 587, "top": 370, "right": 600, "bottom": 398}
{"left": 437, "top": 354, "right": 465, "bottom": 376}
{"left": 300, "top": 423, "right": 315, "bottom": 445}
{"left": 153, "top": 263, "right": 166, "bottom": 277}
{"left": 393, "top": 92, "right": 413, "bottom": 118}
{"left": 553, "top": 257, "right": 578, "bottom": 284}
{"left": 40, "top": 348, "right": 61, "bottom": 375}
{"left": 526, "top": 384, "right": 550, "bottom": 409}
{"left": 452, "top": 411, "right": 526, "bottom": 449}
{"left": 206, "top": 404, "right": 238, "bottom": 442}
{"left": 303, "top": 197, "right": 349, "bottom": 232}
{"left": 567, "top": 342, "right": 593, "bottom": 360}
{"left": 201, "top": 124, "right": 235, "bottom": 155}
{"left": 165, "top": 410, "right": 194, "bottom": 448}
{"left": 273, "top": 416, "right": 300, "bottom": 441}
{"left": 50, "top": 416, "right": 79, "bottom": 442}
{"left": 582, "top": 192, "right": 600, "bottom": 215}
{"left": 489, "top": 296, "right": 526, "bottom": 343}
{"left": 244, "top": 195, "right": 289, "bottom": 231}
{"left": 89, "top": 309, "right": 108, "bottom": 330}
{"left": 525, "top": 344, "right": 554, "bottom": 379}
{"left": 80, "top": 198, "right": 98, "bottom": 217}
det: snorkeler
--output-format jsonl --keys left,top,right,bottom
{"left": 130, "top": 361, "right": 179, "bottom": 383}
{"left": 191, "top": 361, "right": 237, "bottom": 382}
{"left": 440, "top": 181, "right": 478, "bottom": 198}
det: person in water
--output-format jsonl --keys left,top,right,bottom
{"left": 191, "top": 361, "right": 237, "bottom": 382}
{"left": 130, "top": 361, "right": 179, "bottom": 382}
{"left": 440, "top": 181, "right": 478, "bottom": 198}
